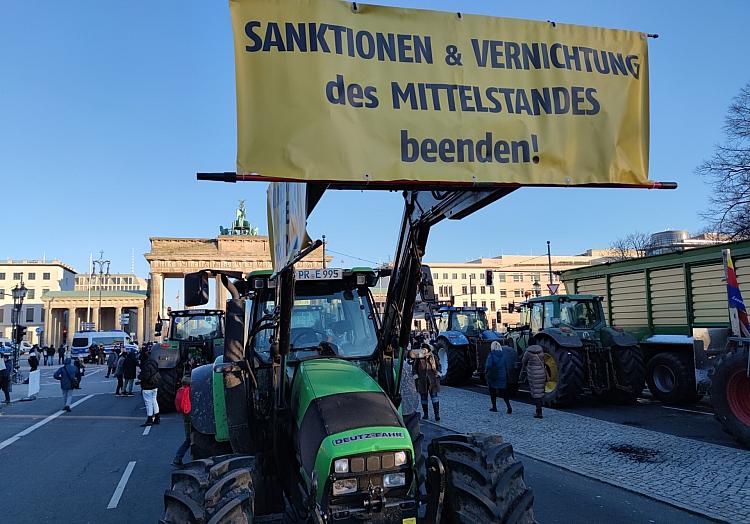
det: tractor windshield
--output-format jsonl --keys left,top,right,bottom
{"left": 559, "top": 300, "right": 600, "bottom": 329}
{"left": 439, "top": 310, "right": 489, "bottom": 336}
{"left": 170, "top": 314, "right": 223, "bottom": 341}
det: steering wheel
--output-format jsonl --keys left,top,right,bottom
{"left": 291, "top": 328, "right": 328, "bottom": 347}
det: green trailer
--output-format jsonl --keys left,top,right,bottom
{"left": 559, "top": 240, "right": 750, "bottom": 405}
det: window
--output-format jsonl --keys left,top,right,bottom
{"left": 497, "top": 273, "right": 506, "bottom": 282}
{"left": 480, "top": 286, "right": 486, "bottom": 294}
{"left": 0, "top": 289, "right": 4, "bottom": 298}
{"left": 531, "top": 273, "right": 541, "bottom": 283}
{"left": 28, "top": 272, "right": 36, "bottom": 280}
{"left": 499, "top": 290, "right": 507, "bottom": 297}
{"left": 43, "top": 272, "right": 50, "bottom": 280}
{"left": 452, "top": 273, "right": 457, "bottom": 279}
{"left": 26, "top": 307, "right": 34, "bottom": 323}
{"left": 442, "top": 273, "right": 448, "bottom": 280}
{"left": 461, "top": 286, "right": 467, "bottom": 295}
{"left": 446, "top": 285, "right": 453, "bottom": 296}
{"left": 512, "top": 273, "right": 524, "bottom": 282}
{"left": 471, "top": 301, "right": 477, "bottom": 307}
{"left": 0, "top": 309, "right": 3, "bottom": 323}
{"left": 481, "top": 300, "right": 487, "bottom": 308}
{"left": 530, "top": 302, "right": 543, "bottom": 331}
{"left": 13, "top": 272, "right": 22, "bottom": 280}
{"left": 500, "top": 305, "right": 509, "bottom": 313}
{"left": 543, "top": 302, "right": 555, "bottom": 328}
{"left": 470, "top": 286, "right": 476, "bottom": 294}
{"left": 0, "top": 272, "right": 4, "bottom": 280}
{"left": 514, "top": 290, "right": 523, "bottom": 297}
{"left": 489, "top": 286, "right": 495, "bottom": 294}
{"left": 461, "top": 273, "right": 467, "bottom": 279}
{"left": 26, "top": 289, "right": 35, "bottom": 299}
{"left": 42, "top": 288, "right": 49, "bottom": 295}
{"left": 490, "top": 300, "right": 496, "bottom": 310}
{"left": 462, "top": 301, "right": 468, "bottom": 307}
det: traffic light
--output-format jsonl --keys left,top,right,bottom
{"left": 14, "top": 325, "right": 27, "bottom": 344}
{"left": 485, "top": 269, "right": 493, "bottom": 286}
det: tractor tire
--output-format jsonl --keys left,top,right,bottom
{"left": 403, "top": 411, "right": 427, "bottom": 498}
{"left": 191, "top": 426, "right": 233, "bottom": 460}
{"left": 710, "top": 348, "right": 750, "bottom": 448}
{"left": 162, "top": 454, "right": 256, "bottom": 524}
{"left": 158, "top": 367, "right": 180, "bottom": 412}
{"left": 604, "top": 345, "right": 646, "bottom": 404}
{"left": 428, "top": 433, "right": 535, "bottom": 523}
{"left": 436, "top": 339, "right": 473, "bottom": 386}
{"left": 646, "top": 352, "right": 697, "bottom": 404}
{"left": 538, "top": 338, "right": 584, "bottom": 407}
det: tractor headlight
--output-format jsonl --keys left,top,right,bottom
{"left": 394, "top": 451, "right": 407, "bottom": 467}
{"left": 383, "top": 473, "right": 406, "bottom": 488}
{"left": 334, "top": 458, "right": 349, "bottom": 473}
{"left": 332, "top": 478, "right": 358, "bottom": 496}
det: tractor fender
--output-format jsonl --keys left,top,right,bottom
{"left": 600, "top": 327, "right": 638, "bottom": 347}
{"left": 533, "top": 329, "right": 583, "bottom": 349}
{"left": 190, "top": 362, "right": 217, "bottom": 436}
{"left": 480, "top": 330, "right": 503, "bottom": 341}
{"left": 150, "top": 342, "right": 180, "bottom": 369}
{"left": 439, "top": 331, "right": 469, "bottom": 347}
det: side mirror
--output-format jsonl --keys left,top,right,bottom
{"left": 185, "top": 271, "right": 209, "bottom": 307}
{"left": 418, "top": 265, "right": 436, "bottom": 304}
{"left": 154, "top": 321, "right": 162, "bottom": 337}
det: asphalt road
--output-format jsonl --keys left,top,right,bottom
{"left": 459, "top": 381, "right": 741, "bottom": 450}
{"left": 0, "top": 363, "right": 719, "bottom": 523}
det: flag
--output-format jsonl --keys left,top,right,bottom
{"left": 726, "top": 255, "right": 750, "bottom": 337}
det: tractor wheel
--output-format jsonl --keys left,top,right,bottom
{"left": 604, "top": 345, "right": 646, "bottom": 404}
{"left": 191, "top": 426, "right": 233, "bottom": 460}
{"left": 436, "top": 339, "right": 473, "bottom": 386}
{"left": 710, "top": 348, "right": 750, "bottom": 448}
{"left": 428, "top": 433, "right": 535, "bottom": 523}
{"left": 538, "top": 339, "right": 584, "bottom": 407}
{"left": 403, "top": 411, "right": 427, "bottom": 498}
{"left": 646, "top": 352, "right": 697, "bottom": 404}
{"left": 158, "top": 367, "right": 180, "bottom": 412}
{"left": 162, "top": 454, "right": 256, "bottom": 524}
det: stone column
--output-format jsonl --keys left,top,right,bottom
{"left": 149, "top": 273, "right": 163, "bottom": 341}
{"left": 67, "top": 307, "right": 76, "bottom": 346}
{"left": 215, "top": 275, "right": 227, "bottom": 311}
{"left": 44, "top": 306, "right": 52, "bottom": 346}
{"left": 114, "top": 306, "right": 122, "bottom": 331}
{"left": 136, "top": 306, "right": 145, "bottom": 343}
{"left": 91, "top": 307, "right": 100, "bottom": 331}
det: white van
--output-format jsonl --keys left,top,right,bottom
{"left": 70, "top": 331, "right": 137, "bottom": 362}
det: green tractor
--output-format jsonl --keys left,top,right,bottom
{"left": 162, "top": 264, "right": 535, "bottom": 523}
{"left": 151, "top": 309, "right": 225, "bottom": 410}
{"left": 506, "top": 294, "right": 645, "bottom": 407}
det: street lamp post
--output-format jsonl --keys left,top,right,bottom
{"left": 11, "top": 282, "right": 28, "bottom": 384}
{"left": 92, "top": 251, "right": 110, "bottom": 331}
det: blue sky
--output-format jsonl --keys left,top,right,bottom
{"left": 2, "top": 1, "right": 748, "bottom": 286}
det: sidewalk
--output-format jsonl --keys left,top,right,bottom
{"left": 434, "top": 386, "right": 750, "bottom": 524}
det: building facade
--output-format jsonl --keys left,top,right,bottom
{"left": 74, "top": 273, "right": 147, "bottom": 292}
{"left": 0, "top": 260, "right": 76, "bottom": 344}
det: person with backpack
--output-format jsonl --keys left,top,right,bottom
{"left": 0, "top": 354, "right": 12, "bottom": 404}
{"left": 123, "top": 350, "right": 137, "bottom": 396}
{"left": 138, "top": 348, "right": 161, "bottom": 427}
{"left": 53, "top": 357, "right": 80, "bottom": 412}
{"left": 106, "top": 347, "right": 119, "bottom": 378}
{"left": 521, "top": 344, "right": 547, "bottom": 419}
{"left": 485, "top": 341, "right": 514, "bottom": 414}
{"left": 410, "top": 341, "right": 442, "bottom": 422}
{"left": 172, "top": 375, "right": 192, "bottom": 466}
{"left": 27, "top": 350, "right": 39, "bottom": 372}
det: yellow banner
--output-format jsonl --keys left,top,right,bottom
{"left": 231, "top": 0, "right": 650, "bottom": 186}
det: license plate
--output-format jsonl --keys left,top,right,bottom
{"left": 296, "top": 268, "right": 342, "bottom": 280}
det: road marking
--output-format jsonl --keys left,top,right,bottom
{"left": 142, "top": 426, "right": 151, "bottom": 436}
{"left": 661, "top": 405, "right": 713, "bottom": 416}
{"left": 0, "top": 394, "right": 95, "bottom": 450}
{"left": 107, "top": 461, "right": 136, "bottom": 509}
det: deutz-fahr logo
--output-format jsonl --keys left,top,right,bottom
{"left": 333, "top": 431, "right": 404, "bottom": 446}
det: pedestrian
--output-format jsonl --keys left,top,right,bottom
{"left": 114, "top": 350, "right": 126, "bottom": 396}
{"left": 57, "top": 345, "right": 65, "bottom": 364}
{"left": 138, "top": 347, "right": 161, "bottom": 427}
{"left": 172, "top": 375, "right": 192, "bottom": 466}
{"left": 72, "top": 358, "right": 85, "bottom": 388}
{"left": 46, "top": 345, "right": 56, "bottom": 366}
{"left": 106, "top": 347, "right": 119, "bottom": 378}
{"left": 123, "top": 350, "right": 138, "bottom": 396}
{"left": 410, "top": 341, "right": 441, "bottom": 422}
{"left": 53, "top": 357, "right": 80, "bottom": 412}
{"left": 0, "top": 354, "right": 11, "bottom": 404}
{"left": 485, "top": 341, "right": 513, "bottom": 414}
{"left": 97, "top": 344, "right": 106, "bottom": 365}
{"left": 521, "top": 344, "right": 548, "bottom": 419}
{"left": 28, "top": 349, "right": 39, "bottom": 372}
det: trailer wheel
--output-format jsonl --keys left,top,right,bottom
{"left": 538, "top": 338, "right": 584, "bottom": 407}
{"left": 646, "top": 352, "right": 696, "bottom": 404}
{"left": 162, "top": 454, "right": 256, "bottom": 524}
{"left": 710, "top": 347, "right": 750, "bottom": 448}
{"left": 428, "top": 433, "right": 535, "bottom": 523}
{"left": 158, "top": 367, "right": 180, "bottom": 412}
{"left": 436, "top": 339, "right": 473, "bottom": 386}
{"left": 605, "top": 345, "right": 646, "bottom": 404}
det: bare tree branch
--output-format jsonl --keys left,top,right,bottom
{"left": 609, "top": 231, "right": 653, "bottom": 261}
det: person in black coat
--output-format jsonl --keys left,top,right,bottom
{"left": 122, "top": 351, "right": 138, "bottom": 396}
{"left": 138, "top": 348, "right": 161, "bottom": 427}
